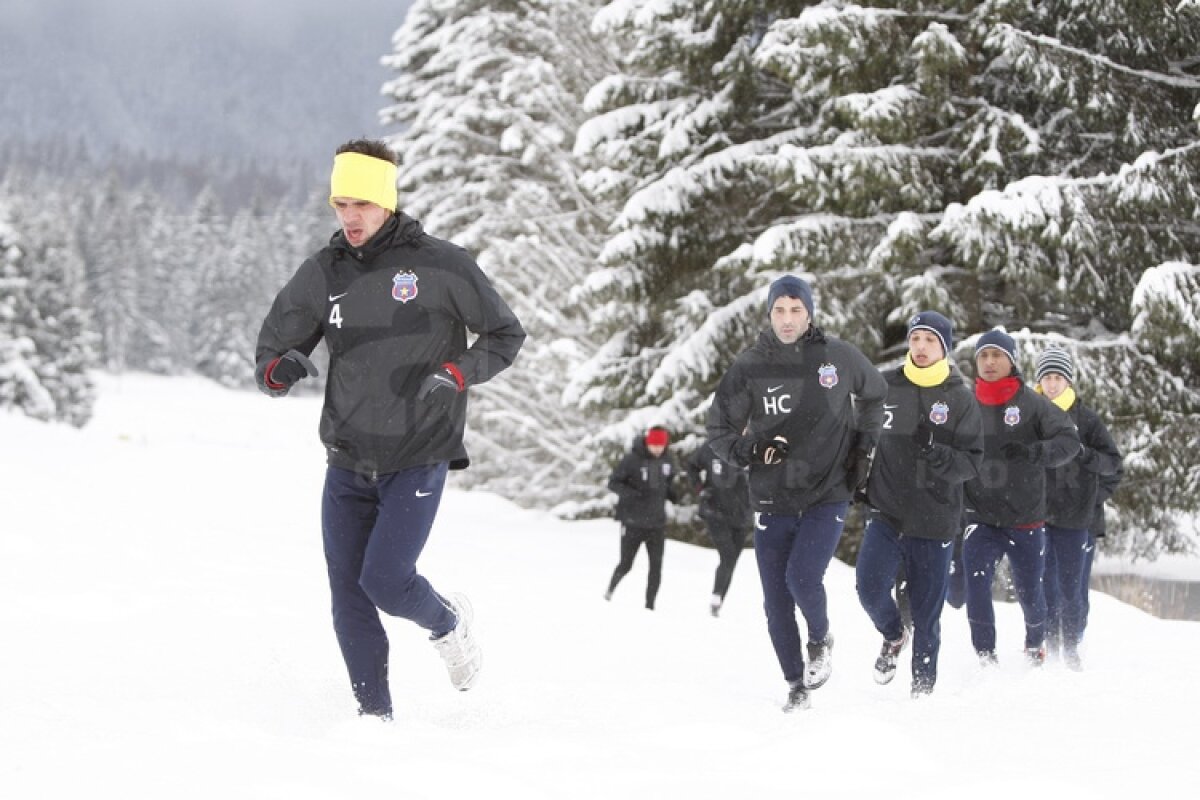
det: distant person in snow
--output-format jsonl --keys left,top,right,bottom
{"left": 962, "top": 330, "right": 1078, "bottom": 669}
{"left": 254, "top": 138, "right": 525, "bottom": 720}
{"left": 706, "top": 275, "right": 886, "bottom": 712}
{"left": 605, "top": 426, "right": 679, "bottom": 610}
{"left": 687, "top": 440, "right": 752, "bottom": 617}
{"left": 856, "top": 311, "right": 983, "bottom": 698}
{"left": 1034, "top": 346, "right": 1123, "bottom": 670}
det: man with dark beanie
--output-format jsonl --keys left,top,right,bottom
{"left": 254, "top": 139, "right": 526, "bottom": 719}
{"left": 707, "top": 275, "right": 886, "bottom": 711}
{"left": 963, "top": 330, "right": 1078, "bottom": 667}
{"left": 606, "top": 426, "right": 679, "bottom": 610}
{"left": 857, "top": 311, "right": 983, "bottom": 697}
{"left": 1035, "top": 346, "right": 1123, "bottom": 670}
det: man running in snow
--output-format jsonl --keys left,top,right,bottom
{"left": 687, "top": 441, "right": 752, "bottom": 617}
{"left": 963, "top": 330, "right": 1077, "bottom": 667}
{"left": 605, "top": 426, "right": 679, "bottom": 610}
{"left": 856, "top": 312, "right": 983, "bottom": 697}
{"left": 707, "top": 275, "right": 886, "bottom": 712}
{"left": 1034, "top": 346, "right": 1123, "bottom": 670}
{"left": 254, "top": 138, "right": 525, "bottom": 719}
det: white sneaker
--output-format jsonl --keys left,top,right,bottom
{"left": 803, "top": 634, "right": 834, "bottom": 689}
{"left": 432, "top": 593, "right": 481, "bottom": 691}
{"left": 709, "top": 594, "right": 723, "bottom": 617}
{"left": 874, "top": 628, "right": 910, "bottom": 685}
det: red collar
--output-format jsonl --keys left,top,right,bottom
{"left": 975, "top": 376, "right": 1021, "bottom": 405}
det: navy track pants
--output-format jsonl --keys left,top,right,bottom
{"left": 1044, "top": 525, "right": 1090, "bottom": 649}
{"left": 608, "top": 524, "right": 665, "bottom": 609}
{"left": 753, "top": 502, "right": 848, "bottom": 684}
{"left": 963, "top": 522, "right": 1047, "bottom": 653}
{"left": 856, "top": 517, "right": 954, "bottom": 688}
{"left": 321, "top": 462, "right": 455, "bottom": 716}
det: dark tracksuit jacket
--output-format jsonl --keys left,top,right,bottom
{"left": 608, "top": 438, "right": 679, "bottom": 529}
{"left": 707, "top": 327, "right": 887, "bottom": 514}
{"left": 965, "top": 381, "right": 1080, "bottom": 527}
{"left": 687, "top": 441, "right": 752, "bottom": 531}
{"left": 866, "top": 365, "right": 983, "bottom": 540}
{"left": 1044, "top": 399, "right": 1123, "bottom": 530}
{"left": 254, "top": 213, "right": 526, "bottom": 477}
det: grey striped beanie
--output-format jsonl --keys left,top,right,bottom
{"left": 1035, "top": 346, "right": 1075, "bottom": 383}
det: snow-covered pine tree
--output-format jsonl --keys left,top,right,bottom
{"left": 380, "top": 0, "right": 615, "bottom": 509}
{"left": 925, "top": 1, "right": 1200, "bottom": 556}
{"left": 79, "top": 175, "right": 144, "bottom": 372}
{"left": 570, "top": 1, "right": 952, "bottom": 520}
{"left": 8, "top": 190, "right": 98, "bottom": 426}
{"left": 0, "top": 200, "right": 54, "bottom": 420}
{"left": 192, "top": 206, "right": 267, "bottom": 386}
{"left": 574, "top": 0, "right": 1200, "bottom": 554}
{"left": 0, "top": 194, "right": 96, "bottom": 424}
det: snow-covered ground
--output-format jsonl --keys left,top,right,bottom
{"left": 2, "top": 373, "right": 1197, "bottom": 799}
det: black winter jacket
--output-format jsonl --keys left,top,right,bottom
{"left": 707, "top": 327, "right": 887, "bottom": 515}
{"left": 255, "top": 213, "right": 526, "bottom": 477}
{"left": 964, "top": 379, "right": 1079, "bottom": 528}
{"left": 608, "top": 438, "right": 679, "bottom": 529}
{"left": 1045, "top": 398, "right": 1123, "bottom": 531}
{"left": 865, "top": 364, "right": 983, "bottom": 540}
{"left": 687, "top": 441, "right": 752, "bottom": 530}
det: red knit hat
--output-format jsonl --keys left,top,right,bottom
{"left": 644, "top": 427, "right": 670, "bottom": 447}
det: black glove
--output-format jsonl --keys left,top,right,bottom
{"left": 844, "top": 447, "right": 871, "bottom": 492}
{"left": 1001, "top": 440, "right": 1039, "bottom": 462}
{"left": 417, "top": 364, "right": 464, "bottom": 413}
{"left": 259, "top": 349, "right": 319, "bottom": 396}
{"left": 751, "top": 436, "right": 790, "bottom": 465}
{"left": 911, "top": 422, "right": 935, "bottom": 456}
{"left": 1077, "top": 444, "right": 1096, "bottom": 468}
{"left": 923, "top": 443, "right": 953, "bottom": 468}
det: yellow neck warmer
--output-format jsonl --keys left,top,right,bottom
{"left": 329, "top": 152, "right": 398, "bottom": 211}
{"left": 903, "top": 353, "right": 950, "bottom": 387}
{"left": 1036, "top": 384, "right": 1077, "bottom": 411}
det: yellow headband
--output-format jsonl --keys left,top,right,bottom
{"left": 329, "top": 152, "right": 398, "bottom": 211}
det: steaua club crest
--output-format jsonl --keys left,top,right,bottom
{"left": 392, "top": 271, "right": 419, "bottom": 303}
{"left": 817, "top": 363, "right": 839, "bottom": 388}
{"left": 1004, "top": 405, "right": 1022, "bottom": 426}
{"left": 929, "top": 401, "right": 950, "bottom": 426}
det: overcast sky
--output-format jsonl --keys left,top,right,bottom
{"left": 0, "top": 0, "right": 414, "bottom": 181}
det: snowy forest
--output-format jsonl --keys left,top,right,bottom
{"left": 3, "top": 0, "right": 1199, "bottom": 560}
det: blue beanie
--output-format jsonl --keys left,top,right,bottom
{"left": 766, "top": 276, "right": 814, "bottom": 318}
{"left": 975, "top": 329, "right": 1017, "bottom": 366}
{"left": 907, "top": 311, "right": 954, "bottom": 357}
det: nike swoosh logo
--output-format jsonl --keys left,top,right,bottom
{"left": 329, "top": 292, "right": 348, "bottom": 301}
{"left": 416, "top": 489, "right": 432, "bottom": 497}
{"left": 767, "top": 385, "right": 784, "bottom": 393}
{"left": 942, "top": 540, "right": 953, "bottom": 548}
{"left": 835, "top": 516, "right": 844, "bottom": 523}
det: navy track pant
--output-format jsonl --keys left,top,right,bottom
{"left": 754, "top": 502, "right": 848, "bottom": 684}
{"left": 608, "top": 525, "right": 665, "bottom": 609}
{"left": 321, "top": 462, "right": 455, "bottom": 716}
{"left": 856, "top": 517, "right": 954, "bottom": 688}
{"left": 963, "top": 522, "right": 1047, "bottom": 654}
{"left": 1044, "top": 525, "right": 1090, "bottom": 649}
{"left": 706, "top": 518, "right": 749, "bottom": 600}
{"left": 1081, "top": 532, "right": 1096, "bottom": 635}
